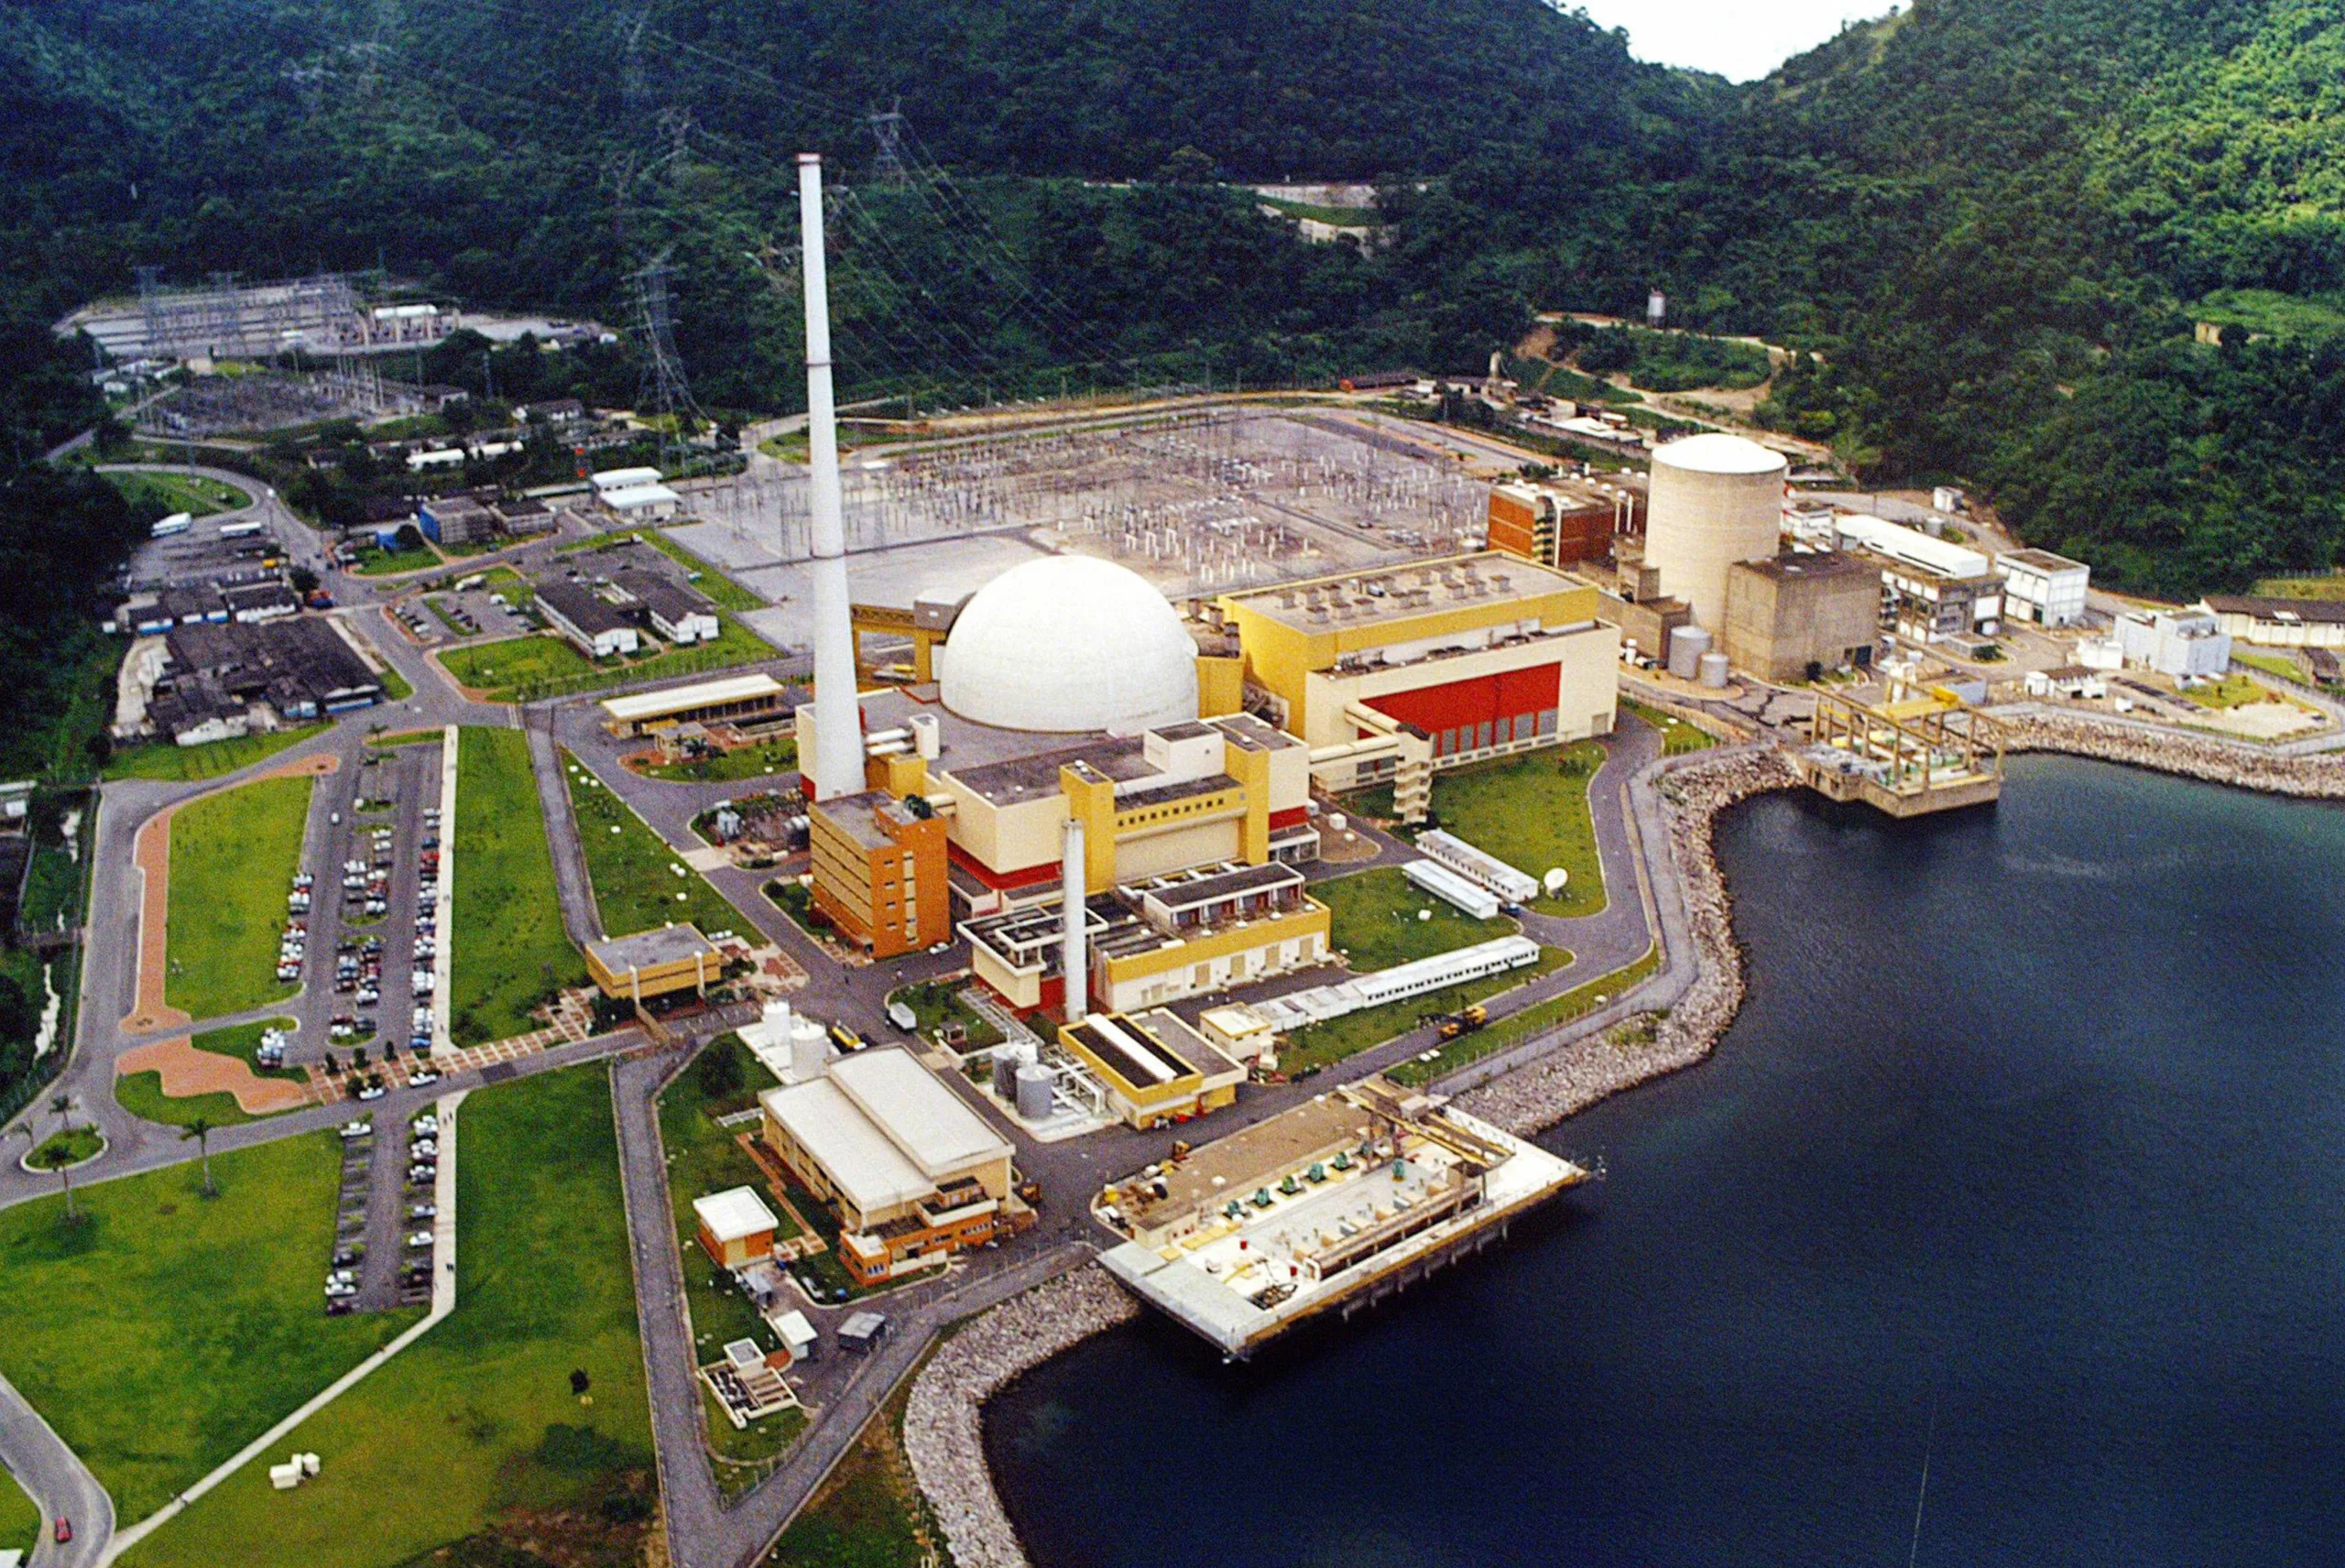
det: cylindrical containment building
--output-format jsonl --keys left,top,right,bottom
{"left": 1642, "top": 434, "right": 1788, "bottom": 631}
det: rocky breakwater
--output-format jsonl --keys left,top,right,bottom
{"left": 2001, "top": 712, "right": 2345, "bottom": 797}
{"left": 1459, "top": 746, "right": 1800, "bottom": 1138}
{"left": 902, "top": 1265, "right": 1139, "bottom": 1568}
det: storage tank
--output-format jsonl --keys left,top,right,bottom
{"left": 789, "top": 1013, "right": 831, "bottom": 1084}
{"left": 1642, "top": 434, "right": 1789, "bottom": 632}
{"left": 990, "top": 1045, "right": 1021, "bottom": 1098}
{"left": 1014, "top": 1063, "right": 1055, "bottom": 1121}
{"left": 1697, "top": 651, "right": 1731, "bottom": 688}
{"left": 1666, "top": 625, "right": 1712, "bottom": 681}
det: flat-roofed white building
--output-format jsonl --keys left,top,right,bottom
{"left": 758, "top": 1047, "right": 1017, "bottom": 1286}
{"left": 600, "top": 481, "right": 683, "bottom": 521}
{"left": 1995, "top": 548, "right": 2090, "bottom": 627}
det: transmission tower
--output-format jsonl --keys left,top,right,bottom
{"left": 628, "top": 252, "right": 707, "bottom": 471}
{"left": 867, "top": 98, "right": 910, "bottom": 186}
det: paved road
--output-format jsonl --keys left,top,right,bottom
{"left": 0, "top": 1368, "right": 112, "bottom": 1567}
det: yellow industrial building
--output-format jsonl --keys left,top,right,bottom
{"left": 1213, "top": 552, "right": 1620, "bottom": 800}
{"left": 1057, "top": 1008, "right": 1248, "bottom": 1128}
{"left": 584, "top": 925, "right": 722, "bottom": 1004}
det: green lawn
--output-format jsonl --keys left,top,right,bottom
{"left": 659, "top": 1038, "right": 808, "bottom": 1466}
{"left": 0, "top": 1132, "right": 415, "bottom": 1523}
{"left": 2232, "top": 650, "right": 2305, "bottom": 682}
{"left": 637, "top": 736, "right": 797, "bottom": 783}
{"left": 888, "top": 980, "right": 1002, "bottom": 1052}
{"left": 442, "top": 615, "right": 776, "bottom": 703}
{"left": 123, "top": 1067, "right": 657, "bottom": 1568}
{"left": 2182, "top": 672, "right": 2294, "bottom": 711}
{"left": 1418, "top": 744, "right": 1609, "bottom": 917}
{"left": 105, "top": 724, "right": 329, "bottom": 782}
{"left": 350, "top": 543, "right": 441, "bottom": 576}
{"left": 620, "top": 529, "right": 765, "bottom": 612}
{"left": 0, "top": 1461, "right": 36, "bottom": 1559}
{"left": 423, "top": 595, "right": 472, "bottom": 637}
{"left": 1282, "top": 946, "right": 1571, "bottom": 1074}
{"left": 115, "top": 1071, "right": 265, "bottom": 1129}
{"left": 1387, "top": 945, "right": 1661, "bottom": 1087}
{"left": 450, "top": 729, "right": 584, "bottom": 1046}
{"left": 439, "top": 633, "right": 600, "bottom": 695}
{"left": 20, "top": 839, "right": 83, "bottom": 938}
{"left": 28, "top": 1125, "right": 103, "bottom": 1165}
{"left": 565, "top": 750, "right": 756, "bottom": 940}
{"left": 1622, "top": 697, "right": 1717, "bottom": 756}
{"left": 105, "top": 470, "right": 253, "bottom": 517}
{"left": 1315, "top": 866, "right": 1519, "bottom": 973}
{"left": 165, "top": 774, "right": 313, "bottom": 1020}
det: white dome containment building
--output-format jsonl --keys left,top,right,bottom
{"left": 1642, "top": 433, "right": 1789, "bottom": 631}
{"left": 938, "top": 555, "right": 1200, "bottom": 732}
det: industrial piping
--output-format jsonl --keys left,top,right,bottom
{"left": 798, "top": 151, "right": 864, "bottom": 801}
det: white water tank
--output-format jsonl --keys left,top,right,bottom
{"left": 1666, "top": 625, "right": 1712, "bottom": 681}
{"left": 990, "top": 1044, "right": 1021, "bottom": 1098}
{"left": 1015, "top": 1063, "right": 1055, "bottom": 1121}
{"left": 1697, "top": 651, "right": 1731, "bottom": 688}
{"left": 1643, "top": 434, "right": 1789, "bottom": 632}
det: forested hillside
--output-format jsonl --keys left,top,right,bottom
{"left": 11, "top": 0, "right": 2345, "bottom": 592}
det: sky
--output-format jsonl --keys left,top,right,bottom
{"left": 1569, "top": 1, "right": 1892, "bottom": 82}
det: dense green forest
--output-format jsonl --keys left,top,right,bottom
{"left": 7, "top": 0, "right": 2345, "bottom": 604}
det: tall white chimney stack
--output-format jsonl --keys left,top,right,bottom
{"left": 798, "top": 152, "right": 863, "bottom": 801}
{"left": 1061, "top": 816, "right": 1087, "bottom": 1025}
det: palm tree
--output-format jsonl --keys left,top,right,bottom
{"left": 30, "top": 1141, "right": 79, "bottom": 1224}
{"left": 182, "top": 1116, "right": 218, "bottom": 1198}
{"left": 48, "top": 1092, "right": 72, "bottom": 1136}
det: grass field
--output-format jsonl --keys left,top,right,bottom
{"left": 622, "top": 530, "right": 765, "bottom": 612}
{"left": 123, "top": 1068, "right": 657, "bottom": 1568}
{"left": 1419, "top": 745, "right": 1609, "bottom": 917}
{"left": 104, "top": 724, "right": 329, "bottom": 782}
{"left": 1621, "top": 697, "right": 1718, "bottom": 756}
{"left": 764, "top": 1345, "right": 947, "bottom": 1568}
{"left": 28, "top": 1125, "right": 104, "bottom": 1165}
{"left": 450, "top": 730, "right": 584, "bottom": 1046}
{"left": 1387, "top": 946, "right": 1660, "bottom": 1087}
{"left": 2232, "top": 650, "right": 2306, "bottom": 681}
{"left": 105, "top": 470, "right": 252, "bottom": 517}
{"left": 444, "top": 616, "right": 775, "bottom": 702}
{"left": 439, "top": 633, "right": 603, "bottom": 694}
{"left": 637, "top": 736, "right": 796, "bottom": 783}
{"left": 0, "top": 1132, "right": 414, "bottom": 1523}
{"left": 2182, "top": 672, "right": 2295, "bottom": 711}
{"left": 1282, "top": 946, "right": 1571, "bottom": 1073}
{"left": 1316, "top": 867, "right": 1518, "bottom": 972}
{"left": 0, "top": 1463, "right": 36, "bottom": 1559}
{"left": 164, "top": 774, "right": 313, "bottom": 1020}
{"left": 564, "top": 750, "right": 756, "bottom": 940}
{"left": 658, "top": 1038, "right": 808, "bottom": 1469}
{"left": 350, "top": 542, "right": 441, "bottom": 576}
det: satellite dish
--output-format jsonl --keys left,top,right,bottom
{"left": 1543, "top": 868, "right": 1568, "bottom": 895}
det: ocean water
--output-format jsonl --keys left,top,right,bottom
{"left": 987, "top": 757, "right": 2345, "bottom": 1567}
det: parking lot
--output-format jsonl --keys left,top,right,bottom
{"left": 278, "top": 739, "right": 444, "bottom": 1088}
{"left": 329, "top": 1106, "right": 441, "bottom": 1314}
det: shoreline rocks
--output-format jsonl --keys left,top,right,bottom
{"left": 901, "top": 1265, "right": 1138, "bottom": 1568}
{"left": 1457, "top": 747, "right": 1799, "bottom": 1138}
{"left": 2001, "top": 712, "right": 2345, "bottom": 797}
